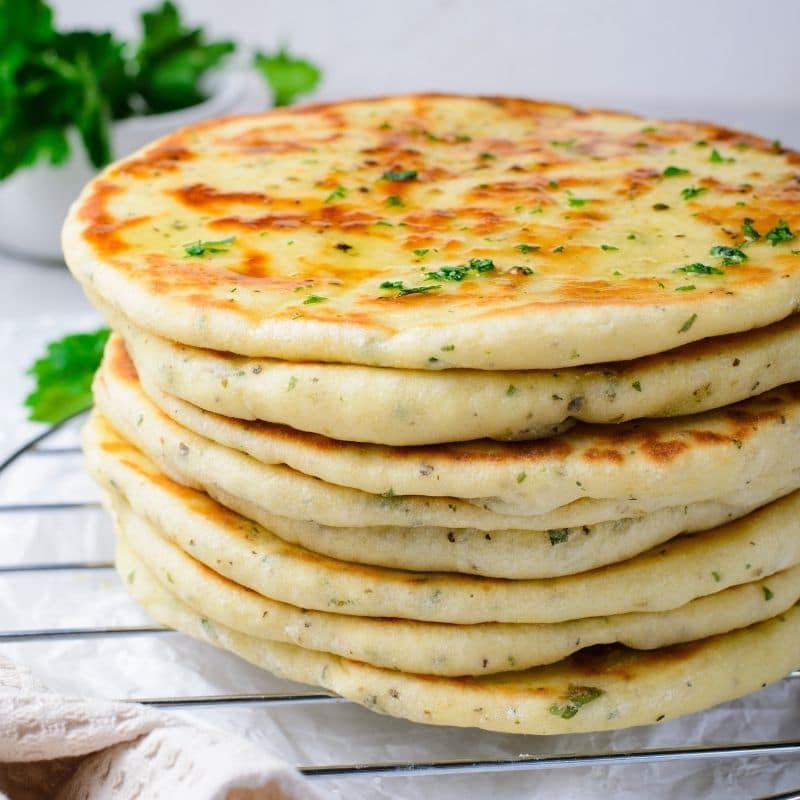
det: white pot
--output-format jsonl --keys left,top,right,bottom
{"left": 0, "top": 71, "right": 259, "bottom": 262}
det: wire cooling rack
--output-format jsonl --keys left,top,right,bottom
{"left": 1, "top": 411, "right": 799, "bottom": 797}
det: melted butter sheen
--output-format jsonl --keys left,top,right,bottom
{"left": 68, "top": 95, "right": 800, "bottom": 368}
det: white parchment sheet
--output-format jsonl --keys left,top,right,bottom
{"left": 1, "top": 315, "right": 798, "bottom": 799}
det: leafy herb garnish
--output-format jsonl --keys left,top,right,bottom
{"left": 709, "top": 245, "right": 747, "bottom": 265}
{"left": 679, "top": 313, "right": 698, "bottom": 333}
{"left": 25, "top": 327, "right": 110, "bottom": 423}
{"left": 765, "top": 219, "right": 796, "bottom": 246}
{"left": 382, "top": 169, "right": 418, "bottom": 182}
{"left": 515, "top": 243, "right": 540, "bottom": 254}
{"left": 742, "top": 218, "right": 761, "bottom": 241}
{"left": 549, "top": 685, "right": 604, "bottom": 719}
{"left": 385, "top": 195, "right": 405, "bottom": 207}
{"left": 302, "top": 294, "right": 326, "bottom": 304}
{"left": 681, "top": 187, "right": 707, "bottom": 201}
{"left": 325, "top": 186, "right": 347, "bottom": 203}
{"left": 252, "top": 47, "right": 321, "bottom": 107}
{"left": 663, "top": 166, "right": 690, "bottom": 177}
{"left": 600, "top": 244, "right": 618, "bottom": 252}
{"left": 675, "top": 284, "right": 697, "bottom": 291}
{"left": 426, "top": 258, "right": 495, "bottom": 282}
{"left": 548, "top": 529, "right": 569, "bottom": 545}
{"left": 183, "top": 236, "right": 235, "bottom": 256}
{"left": 567, "top": 196, "right": 587, "bottom": 207}
{"left": 710, "top": 148, "right": 733, "bottom": 164}
{"left": 675, "top": 262, "right": 724, "bottom": 275}
{"left": 380, "top": 280, "right": 441, "bottom": 297}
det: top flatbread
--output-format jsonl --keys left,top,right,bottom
{"left": 63, "top": 94, "right": 800, "bottom": 370}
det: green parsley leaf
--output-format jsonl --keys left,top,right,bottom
{"left": 765, "top": 219, "right": 796, "bottom": 246}
{"left": 382, "top": 169, "right": 418, "bottom": 182}
{"left": 632, "top": 380, "right": 642, "bottom": 392}
{"left": 567, "top": 196, "right": 587, "bottom": 207}
{"left": 413, "top": 248, "right": 431, "bottom": 258}
{"left": 385, "top": 195, "right": 405, "bottom": 207}
{"left": 710, "top": 148, "right": 733, "bottom": 164}
{"left": 426, "top": 258, "right": 495, "bottom": 282}
{"left": 675, "top": 262, "right": 724, "bottom": 275}
{"left": 135, "top": 2, "right": 235, "bottom": 113}
{"left": 325, "top": 186, "right": 347, "bottom": 203}
{"left": 252, "top": 46, "right": 321, "bottom": 107}
{"left": 302, "top": 294, "right": 326, "bottom": 304}
{"left": 478, "top": 151, "right": 495, "bottom": 160}
{"left": 183, "top": 236, "right": 235, "bottom": 256}
{"left": 675, "top": 284, "right": 697, "bottom": 291}
{"left": 679, "top": 313, "right": 698, "bottom": 333}
{"left": 600, "top": 244, "right": 618, "bottom": 252}
{"left": 681, "top": 186, "right": 708, "bottom": 201}
{"left": 549, "top": 685, "right": 604, "bottom": 719}
{"left": 742, "top": 218, "right": 761, "bottom": 240}
{"left": 515, "top": 243, "right": 540, "bottom": 254}
{"left": 663, "top": 165, "right": 690, "bottom": 177}
{"left": 552, "top": 245, "right": 565, "bottom": 253}
{"left": 380, "top": 280, "right": 440, "bottom": 297}
{"left": 548, "top": 529, "right": 569, "bottom": 545}
{"left": 24, "top": 327, "right": 110, "bottom": 423}
{"left": 763, "top": 586, "right": 774, "bottom": 601}
{"left": 709, "top": 245, "right": 747, "bottom": 265}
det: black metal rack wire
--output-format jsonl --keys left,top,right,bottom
{"left": 0, "top": 411, "right": 798, "bottom": 794}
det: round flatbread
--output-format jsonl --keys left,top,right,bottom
{"left": 114, "top": 500, "right": 800, "bottom": 676}
{"left": 119, "top": 543, "right": 800, "bottom": 735}
{"left": 84, "top": 412, "right": 800, "bottom": 624}
{"left": 114, "top": 303, "right": 800, "bottom": 445}
{"left": 98, "top": 334, "right": 800, "bottom": 521}
{"left": 63, "top": 94, "right": 800, "bottom": 371}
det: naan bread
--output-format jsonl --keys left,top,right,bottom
{"left": 114, "top": 500, "right": 800, "bottom": 676}
{"left": 63, "top": 95, "right": 800, "bottom": 371}
{"left": 97, "top": 334, "right": 800, "bottom": 521}
{"left": 83, "top": 412, "right": 800, "bottom": 624}
{"left": 115, "top": 304, "right": 800, "bottom": 445}
{"left": 119, "top": 543, "right": 800, "bottom": 735}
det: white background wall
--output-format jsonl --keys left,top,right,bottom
{"left": 52, "top": 0, "right": 800, "bottom": 143}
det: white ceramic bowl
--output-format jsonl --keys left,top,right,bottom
{"left": 0, "top": 71, "right": 258, "bottom": 262}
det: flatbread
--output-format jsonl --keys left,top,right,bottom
{"left": 119, "top": 543, "right": 800, "bottom": 735}
{"left": 97, "top": 334, "right": 800, "bottom": 521}
{"left": 63, "top": 94, "right": 800, "bottom": 371}
{"left": 83, "top": 411, "right": 800, "bottom": 624}
{"left": 114, "top": 499, "right": 800, "bottom": 676}
{"left": 116, "top": 304, "right": 800, "bottom": 445}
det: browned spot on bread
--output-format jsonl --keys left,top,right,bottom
{"left": 78, "top": 180, "right": 150, "bottom": 257}
{"left": 583, "top": 447, "right": 624, "bottom": 464}
{"left": 112, "top": 140, "right": 195, "bottom": 178}
{"left": 642, "top": 439, "right": 688, "bottom": 462}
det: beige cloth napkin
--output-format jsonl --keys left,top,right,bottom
{"left": 0, "top": 656, "right": 321, "bottom": 800}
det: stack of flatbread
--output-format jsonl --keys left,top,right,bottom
{"left": 64, "top": 95, "right": 800, "bottom": 734}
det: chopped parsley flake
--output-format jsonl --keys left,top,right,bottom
{"left": 552, "top": 245, "right": 565, "bottom": 253}
{"left": 515, "top": 243, "right": 540, "bottom": 254}
{"left": 600, "top": 244, "right": 618, "bottom": 252}
{"left": 675, "top": 262, "right": 724, "bottom": 275}
{"left": 426, "top": 258, "right": 495, "bottom": 282}
{"left": 681, "top": 186, "right": 708, "bottom": 201}
{"left": 382, "top": 169, "right": 417, "bottom": 181}
{"left": 763, "top": 586, "right": 774, "bottom": 601}
{"left": 567, "top": 196, "right": 588, "bottom": 207}
{"left": 325, "top": 186, "right": 347, "bottom": 203}
{"left": 385, "top": 195, "right": 405, "bottom": 207}
{"left": 742, "top": 218, "right": 761, "bottom": 240}
{"left": 550, "top": 139, "right": 576, "bottom": 148}
{"left": 509, "top": 265, "right": 534, "bottom": 275}
{"left": 287, "top": 376, "right": 298, "bottom": 391}
{"left": 516, "top": 471, "right": 527, "bottom": 484}
{"left": 675, "top": 284, "right": 697, "bottom": 291}
{"left": 479, "top": 151, "right": 495, "bottom": 160}
{"left": 413, "top": 248, "right": 431, "bottom": 257}
{"left": 549, "top": 685, "right": 604, "bottom": 719}
{"left": 711, "top": 570, "right": 721, "bottom": 582}
{"left": 709, "top": 245, "right": 747, "bottom": 265}
{"left": 506, "top": 384, "right": 518, "bottom": 396}
{"left": 548, "top": 529, "right": 569, "bottom": 545}
{"left": 663, "top": 165, "right": 690, "bottom": 177}
{"left": 303, "top": 294, "right": 327, "bottom": 304}
{"left": 441, "top": 344, "right": 455, "bottom": 351}
{"left": 710, "top": 148, "right": 733, "bottom": 164}
{"left": 765, "top": 219, "right": 796, "bottom": 246}
{"left": 679, "top": 313, "right": 698, "bottom": 333}
{"left": 548, "top": 180, "right": 560, "bottom": 190}
{"left": 632, "top": 380, "right": 642, "bottom": 392}
{"left": 183, "top": 237, "right": 235, "bottom": 257}
{"left": 380, "top": 280, "right": 441, "bottom": 297}
{"left": 627, "top": 233, "right": 637, "bottom": 240}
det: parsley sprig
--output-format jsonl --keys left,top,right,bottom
{"left": 24, "top": 327, "right": 110, "bottom": 423}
